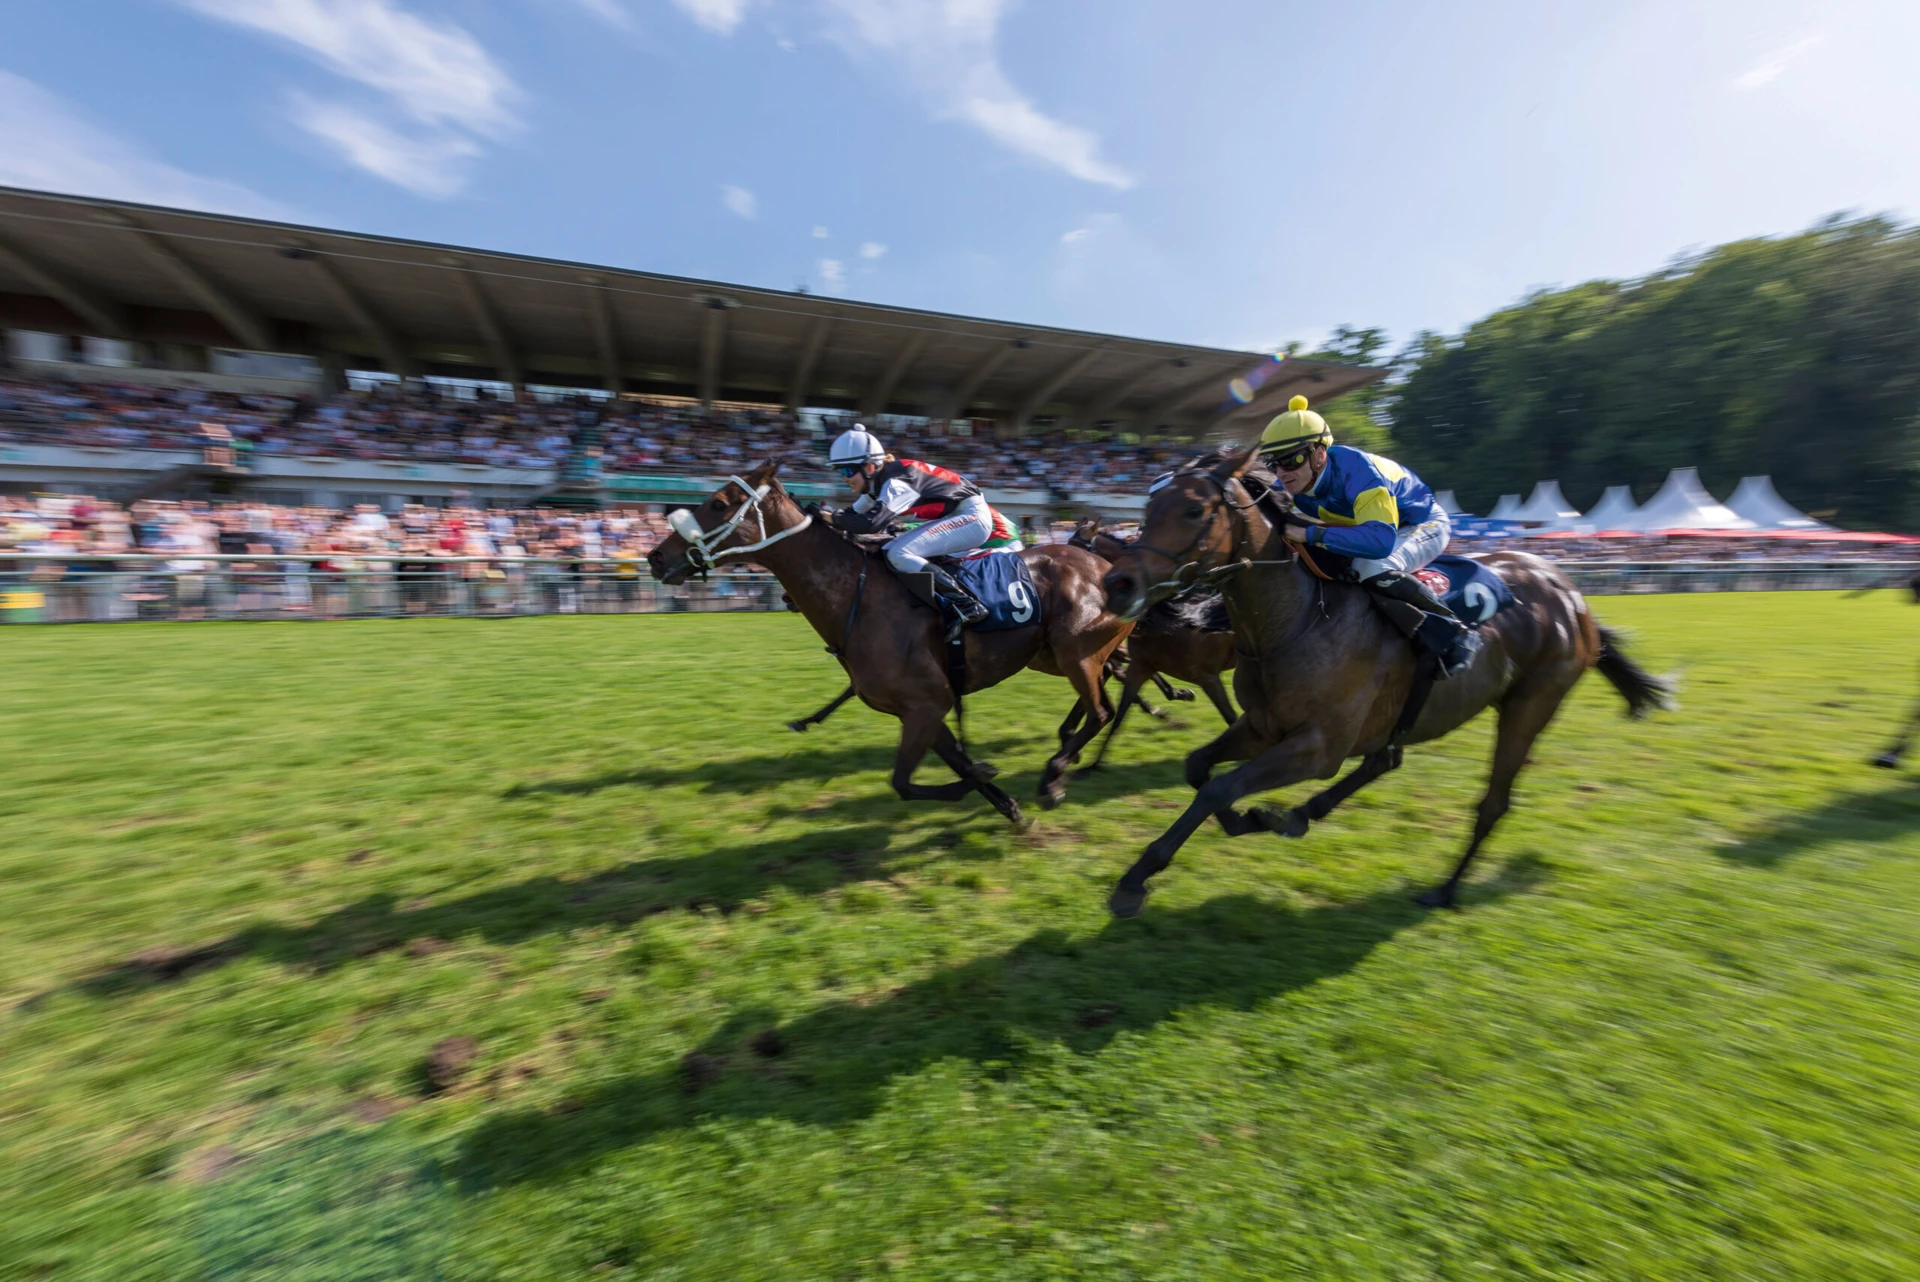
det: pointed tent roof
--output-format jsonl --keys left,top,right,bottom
{"left": 1487, "top": 494, "right": 1525, "bottom": 521}
{"left": 1512, "top": 480, "right": 1581, "bottom": 526}
{"left": 1581, "top": 485, "right": 1640, "bottom": 531}
{"left": 1433, "top": 489, "right": 1466, "bottom": 516}
{"left": 1619, "top": 467, "right": 1753, "bottom": 532}
{"left": 1726, "top": 475, "right": 1832, "bottom": 531}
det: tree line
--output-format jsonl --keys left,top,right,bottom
{"left": 1305, "top": 216, "right": 1920, "bottom": 530}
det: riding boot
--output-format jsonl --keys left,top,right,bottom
{"left": 1363, "top": 571, "right": 1481, "bottom": 678}
{"left": 929, "top": 565, "right": 989, "bottom": 636}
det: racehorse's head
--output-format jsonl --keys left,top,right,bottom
{"left": 1102, "top": 442, "right": 1264, "bottom": 622}
{"left": 647, "top": 459, "right": 788, "bottom": 585}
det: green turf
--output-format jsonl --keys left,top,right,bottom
{"left": 4, "top": 593, "right": 1918, "bottom": 1280}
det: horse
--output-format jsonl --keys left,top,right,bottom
{"left": 787, "top": 655, "right": 1187, "bottom": 736}
{"left": 646, "top": 461, "right": 1133, "bottom": 822}
{"left": 1067, "top": 517, "right": 1238, "bottom": 772}
{"left": 1098, "top": 444, "right": 1675, "bottom": 916}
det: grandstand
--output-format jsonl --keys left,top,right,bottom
{"left": 0, "top": 186, "right": 1381, "bottom": 516}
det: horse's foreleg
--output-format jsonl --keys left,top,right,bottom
{"left": 889, "top": 706, "right": 978, "bottom": 804}
{"left": 1874, "top": 697, "right": 1920, "bottom": 768}
{"left": 1111, "top": 732, "right": 1327, "bottom": 917}
{"left": 788, "top": 684, "right": 857, "bottom": 733}
{"left": 1081, "top": 667, "right": 1149, "bottom": 774}
{"left": 1039, "top": 658, "right": 1116, "bottom": 810}
{"left": 931, "top": 725, "right": 1023, "bottom": 825}
{"left": 1149, "top": 671, "right": 1192, "bottom": 707}
{"left": 1196, "top": 672, "right": 1237, "bottom": 727}
{"left": 1249, "top": 747, "right": 1399, "bottom": 840}
{"left": 1184, "top": 715, "right": 1268, "bottom": 790}
{"left": 1419, "top": 683, "right": 1566, "bottom": 909}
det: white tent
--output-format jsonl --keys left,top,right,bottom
{"left": 1511, "top": 480, "right": 1581, "bottom": 526}
{"left": 1619, "top": 467, "right": 1753, "bottom": 532}
{"left": 1726, "top": 475, "right": 1831, "bottom": 531}
{"left": 1487, "top": 494, "right": 1524, "bottom": 521}
{"left": 1580, "top": 485, "right": 1640, "bottom": 531}
{"left": 1433, "top": 489, "right": 1466, "bottom": 516}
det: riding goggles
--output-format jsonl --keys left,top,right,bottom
{"left": 1265, "top": 447, "right": 1317, "bottom": 472}
{"left": 837, "top": 463, "right": 868, "bottom": 478}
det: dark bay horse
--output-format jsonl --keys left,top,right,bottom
{"left": 1100, "top": 444, "right": 1674, "bottom": 915}
{"left": 647, "top": 461, "right": 1133, "bottom": 822}
{"left": 1068, "top": 517, "right": 1238, "bottom": 771}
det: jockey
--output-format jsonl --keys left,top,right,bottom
{"left": 826, "top": 424, "right": 991, "bottom": 627}
{"left": 1259, "top": 396, "right": 1480, "bottom": 676}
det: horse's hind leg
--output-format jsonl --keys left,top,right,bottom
{"left": 1419, "top": 682, "right": 1570, "bottom": 909}
{"left": 789, "top": 684, "right": 857, "bottom": 733}
{"left": 1150, "top": 671, "right": 1193, "bottom": 706}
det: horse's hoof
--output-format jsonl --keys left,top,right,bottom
{"left": 786, "top": 720, "right": 808, "bottom": 733}
{"left": 1108, "top": 884, "right": 1149, "bottom": 918}
{"left": 1007, "top": 806, "right": 1030, "bottom": 830}
{"left": 1074, "top": 762, "right": 1101, "bottom": 776}
{"left": 972, "top": 761, "right": 1001, "bottom": 781}
{"left": 1255, "top": 806, "right": 1309, "bottom": 839}
{"left": 1873, "top": 751, "right": 1902, "bottom": 769}
{"left": 1169, "top": 689, "right": 1195, "bottom": 702}
{"left": 1414, "top": 885, "right": 1458, "bottom": 910}
{"left": 1038, "top": 789, "right": 1063, "bottom": 811}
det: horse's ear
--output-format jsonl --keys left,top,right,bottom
{"left": 746, "top": 457, "right": 784, "bottom": 486}
{"left": 1223, "top": 440, "right": 1263, "bottom": 479}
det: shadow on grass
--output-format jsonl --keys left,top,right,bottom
{"left": 502, "top": 737, "right": 1021, "bottom": 799}
{"left": 1717, "top": 776, "right": 1920, "bottom": 867}
{"left": 43, "top": 821, "right": 965, "bottom": 1004}
{"left": 457, "top": 857, "right": 1546, "bottom": 1189}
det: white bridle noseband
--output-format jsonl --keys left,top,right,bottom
{"left": 668, "top": 475, "right": 813, "bottom": 572}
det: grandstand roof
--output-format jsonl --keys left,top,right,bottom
{"left": 0, "top": 186, "right": 1381, "bottom": 435}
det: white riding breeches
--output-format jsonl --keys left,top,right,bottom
{"left": 885, "top": 495, "right": 993, "bottom": 574}
{"left": 1350, "top": 509, "right": 1452, "bottom": 580}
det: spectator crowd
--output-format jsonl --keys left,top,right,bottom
{"left": 0, "top": 370, "right": 1192, "bottom": 493}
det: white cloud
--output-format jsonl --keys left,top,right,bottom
{"left": 817, "top": 0, "right": 1131, "bottom": 188}
{"left": 1060, "top": 226, "right": 1090, "bottom": 244}
{"left": 1733, "top": 33, "right": 1825, "bottom": 91}
{"left": 722, "top": 184, "right": 757, "bottom": 218}
{"left": 672, "top": 0, "right": 751, "bottom": 36}
{"left": 0, "top": 71, "right": 286, "bottom": 217}
{"left": 817, "top": 257, "right": 846, "bottom": 292}
{"left": 777, "top": 36, "right": 798, "bottom": 52}
{"left": 812, "top": 225, "right": 830, "bottom": 238}
{"left": 292, "top": 95, "right": 478, "bottom": 198}
{"left": 858, "top": 241, "right": 886, "bottom": 259}
{"left": 178, "top": 0, "right": 520, "bottom": 196}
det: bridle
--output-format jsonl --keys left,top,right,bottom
{"left": 1125, "top": 464, "right": 1274, "bottom": 600}
{"left": 667, "top": 475, "right": 813, "bottom": 575}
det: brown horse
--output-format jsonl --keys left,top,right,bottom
{"left": 1871, "top": 572, "right": 1920, "bottom": 767}
{"left": 1068, "top": 517, "right": 1238, "bottom": 771}
{"left": 647, "top": 461, "right": 1133, "bottom": 821}
{"left": 1099, "top": 444, "right": 1674, "bottom": 916}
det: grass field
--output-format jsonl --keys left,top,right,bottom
{"left": 4, "top": 592, "right": 1919, "bottom": 1280}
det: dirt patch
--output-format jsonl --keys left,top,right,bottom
{"left": 179, "top": 1144, "right": 245, "bottom": 1185}
{"left": 423, "top": 1036, "right": 480, "bottom": 1094}
{"left": 405, "top": 936, "right": 448, "bottom": 958}
{"left": 749, "top": 1029, "right": 785, "bottom": 1058}
{"left": 349, "top": 1096, "right": 406, "bottom": 1124}
{"left": 345, "top": 848, "right": 375, "bottom": 864}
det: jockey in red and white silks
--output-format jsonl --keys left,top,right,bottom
{"left": 827, "top": 424, "right": 991, "bottom": 624}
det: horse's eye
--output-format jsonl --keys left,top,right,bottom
{"left": 708, "top": 497, "right": 724, "bottom": 510}
{"left": 1184, "top": 504, "right": 1205, "bottom": 520}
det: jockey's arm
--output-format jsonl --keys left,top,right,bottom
{"left": 1304, "top": 483, "right": 1399, "bottom": 559}
{"left": 833, "top": 477, "right": 918, "bottom": 534}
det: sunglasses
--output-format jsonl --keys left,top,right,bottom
{"left": 1268, "top": 448, "right": 1316, "bottom": 472}
{"left": 838, "top": 464, "right": 866, "bottom": 478}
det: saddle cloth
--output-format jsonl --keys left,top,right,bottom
{"left": 941, "top": 549, "right": 1041, "bottom": 631}
{"left": 1413, "top": 554, "right": 1517, "bottom": 625}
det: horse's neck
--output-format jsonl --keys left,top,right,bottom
{"left": 1224, "top": 502, "right": 1321, "bottom": 655}
{"left": 752, "top": 508, "right": 868, "bottom": 648}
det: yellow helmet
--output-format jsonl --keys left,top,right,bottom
{"left": 1259, "top": 395, "right": 1332, "bottom": 456}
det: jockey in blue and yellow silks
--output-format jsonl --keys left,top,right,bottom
{"left": 1260, "top": 395, "right": 1479, "bottom": 677}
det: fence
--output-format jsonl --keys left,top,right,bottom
{"left": 0, "top": 555, "right": 1911, "bottom": 624}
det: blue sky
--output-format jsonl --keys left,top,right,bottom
{"left": 4, "top": 0, "right": 1918, "bottom": 354}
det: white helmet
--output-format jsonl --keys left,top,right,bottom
{"left": 828, "top": 425, "right": 886, "bottom": 468}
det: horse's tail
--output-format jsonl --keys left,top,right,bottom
{"left": 1594, "top": 623, "right": 1678, "bottom": 719}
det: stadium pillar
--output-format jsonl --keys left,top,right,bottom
{"left": 698, "top": 297, "right": 736, "bottom": 408}
{"left": 0, "top": 231, "right": 129, "bottom": 339}
{"left": 940, "top": 340, "right": 1020, "bottom": 421}
{"left": 1080, "top": 357, "right": 1172, "bottom": 430}
{"left": 785, "top": 316, "right": 831, "bottom": 412}
{"left": 446, "top": 259, "right": 522, "bottom": 390}
{"left": 1013, "top": 346, "right": 1106, "bottom": 434}
{"left": 582, "top": 279, "right": 624, "bottom": 396}
{"left": 860, "top": 330, "right": 928, "bottom": 418}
